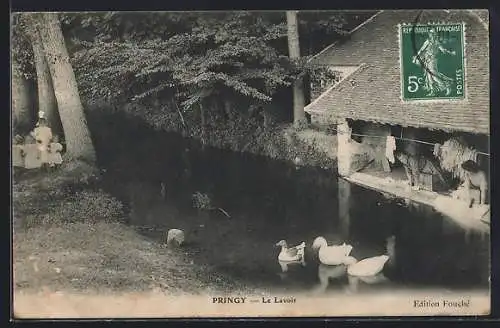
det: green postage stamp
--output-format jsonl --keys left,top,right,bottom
{"left": 400, "top": 23, "right": 465, "bottom": 101}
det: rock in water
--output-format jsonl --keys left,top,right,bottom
{"left": 166, "top": 229, "right": 185, "bottom": 247}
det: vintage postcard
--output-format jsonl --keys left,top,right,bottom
{"left": 12, "top": 9, "right": 490, "bottom": 318}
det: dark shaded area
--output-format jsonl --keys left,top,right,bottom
{"left": 84, "top": 110, "right": 490, "bottom": 293}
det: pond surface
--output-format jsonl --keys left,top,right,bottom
{"left": 99, "top": 130, "right": 490, "bottom": 295}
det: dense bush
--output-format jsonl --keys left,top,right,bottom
{"left": 192, "top": 191, "right": 213, "bottom": 210}
{"left": 83, "top": 99, "right": 337, "bottom": 171}
{"left": 59, "top": 189, "right": 125, "bottom": 223}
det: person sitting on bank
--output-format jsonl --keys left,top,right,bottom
{"left": 461, "top": 160, "right": 488, "bottom": 207}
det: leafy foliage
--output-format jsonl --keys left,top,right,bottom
{"left": 192, "top": 191, "right": 213, "bottom": 210}
{"left": 298, "top": 10, "right": 378, "bottom": 55}
{"left": 64, "top": 11, "right": 372, "bottom": 135}
{"left": 69, "top": 12, "right": 298, "bottom": 112}
{"left": 14, "top": 10, "right": 374, "bottom": 118}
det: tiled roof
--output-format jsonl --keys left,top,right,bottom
{"left": 468, "top": 9, "right": 489, "bottom": 29}
{"left": 305, "top": 10, "right": 490, "bottom": 135}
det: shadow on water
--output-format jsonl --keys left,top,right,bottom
{"left": 89, "top": 112, "right": 490, "bottom": 295}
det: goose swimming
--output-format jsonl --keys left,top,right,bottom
{"left": 312, "top": 236, "right": 353, "bottom": 266}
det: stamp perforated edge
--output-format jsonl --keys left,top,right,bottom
{"left": 398, "top": 21, "right": 468, "bottom": 104}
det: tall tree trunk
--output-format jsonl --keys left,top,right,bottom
{"left": 11, "top": 60, "right": 33, "bottom": 134}
{"left": 286, "top": 11, "right": 307, "bottom": 128}
{"left": 36, "top": 13, "right": 96, "bottom": 164}
{"left": 29, "top": 25, "right": 62, "bottom": 138}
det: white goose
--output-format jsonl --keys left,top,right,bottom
{"left": 312, "top": 236, "right": 353, "bottom": 266}
{"left": 343, "top": 255, "right": 390, "bottom": 277}
{"left": 342, "top": 236, "right": 395, "bottom": 277}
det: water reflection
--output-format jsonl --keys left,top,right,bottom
{"left": 311, "top": 235, "right": 397, "bottom": 295}
{"left": 311, "top": 263, "right": 391, "bottom": 295}
{"left": 346, "top": 273, "right": 390, "bottom": 294}
{"left": 337, "top": 178, "right": 351, "bottom": 239}
{"left": 277, "top": 260, "right": 308, "bottom": 282}
{"left": 313, "top": 263, "right": 348, "bottom": 294}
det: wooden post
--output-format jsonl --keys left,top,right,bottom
{"left": 381, "top": 125, "right": 393, "bottom": 172}
{"left": 337, "top": 118, "right": 352, "bottom": 177}
{"left": 363, "top": 123, "right": 392, "bottom": 172}
{"left": 338, "top": 177, "right": 351, "bottom": 240}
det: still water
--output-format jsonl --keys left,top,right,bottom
{"left": 99, "top": 131, "right": 490, "bottom": 295}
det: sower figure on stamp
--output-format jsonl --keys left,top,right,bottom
{"left": 461, "top": 160, "right": 488, "bottom": 208}
{"left": 412, "top": 28, "right": 456, "bottom": 96}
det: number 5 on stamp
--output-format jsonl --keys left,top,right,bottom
{"left": 400, "top": 23, "right": 466, "bottom": 101}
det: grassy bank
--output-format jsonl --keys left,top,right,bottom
{"left": 13, "top": 166, "right": 258, "bottom": 297}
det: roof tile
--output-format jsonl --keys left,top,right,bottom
{"left": 306, "top": 10, "right": 490, "bottom": 135}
